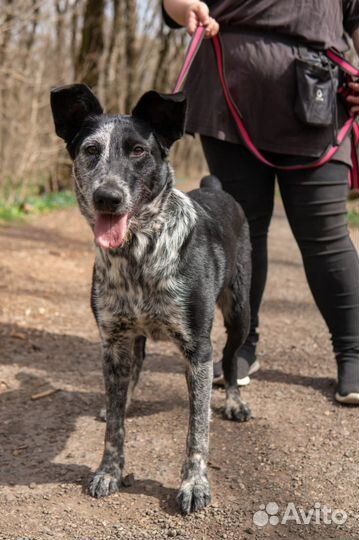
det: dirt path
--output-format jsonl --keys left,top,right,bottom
{"left": 0, "top": 187, "right": 358, "bottom": 540}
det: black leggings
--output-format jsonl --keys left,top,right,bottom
{"left": 201, "top": 135, "right": 359, "bottom": 392}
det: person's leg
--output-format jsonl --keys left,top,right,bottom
{"left": 277, "top": 160, "right": 359, "bottom": 403}
{"left": 201, "top": 136, "right": 276, "bottom": 381}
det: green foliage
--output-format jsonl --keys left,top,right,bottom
{"left": 0, "top": 206, "right": 25, "bottom": 221}
{"left": 348, "top": 210, "right": 359, "bottom": 228}
{"left": 0, "top": 191, "right": 76, "bottom": 222}
{"left": 348, "top": 197, "right": 359, "bottom": 229}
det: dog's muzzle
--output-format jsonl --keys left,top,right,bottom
{"left": 93, "top": 185, "right": 125, "bottom": 214}
{"left": 92, "top": 183, "right": 130, "bottom": 250}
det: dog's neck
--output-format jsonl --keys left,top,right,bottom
{"left": 134, "top": 167, "right": 175, "bottom": 232}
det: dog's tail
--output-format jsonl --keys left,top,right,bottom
{"left": 200, "top": 175, "right": 223, "bottom": 191}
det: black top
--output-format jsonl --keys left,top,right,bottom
{"left": 163, "top": 0, "right": 359, "bottom": 162}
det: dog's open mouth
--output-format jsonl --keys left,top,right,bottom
{"left": 94, "top": 213, "right": 128, "bottom": 250}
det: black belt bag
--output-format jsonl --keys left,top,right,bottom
{"left": 295, "top": 48, "right": 339, "bottom": 128}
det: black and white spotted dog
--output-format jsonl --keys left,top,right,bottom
{"left": 50, "top": 85, "right": 252, "bottom": 514}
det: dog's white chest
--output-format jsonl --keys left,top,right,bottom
{"left": 96, "top": 256, "right": 189, "bottom": 342}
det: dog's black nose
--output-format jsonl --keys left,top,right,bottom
{"left": 93, "top": 187, "right": 123, "bottom": 213}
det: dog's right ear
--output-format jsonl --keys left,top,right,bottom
{"left": 50, "top": 84, "right": 103, "bottom": 145}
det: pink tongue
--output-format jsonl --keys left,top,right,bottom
{"left": 94, "top": 213, "right": 128, "bottom": 249}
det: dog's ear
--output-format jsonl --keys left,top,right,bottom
{"left": 50, "top": 84, "right": 103, "bottom": 145}
{"left": 132, "top": 91, "right": 186, "bottom": 149}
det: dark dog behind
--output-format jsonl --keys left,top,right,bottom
{"left": 50, "top": 85, "right": 252, "bottom": 514}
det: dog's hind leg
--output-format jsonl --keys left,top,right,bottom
{"left": 89, "top": 333, "right": 133, "bottom": 498}
{"left": 177, "top": 340, "right": 212, "bottom": 514}
{"left": 221, "top": 295, "right": 251, "bottom": 422}
{"left": 126, "top": 336, "right": 146, "bottom": 411}
{"left": 220, "top": 226, "right": 252, "bottom": 422}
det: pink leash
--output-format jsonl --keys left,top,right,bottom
{"left": 174, "top": 26, "right": 206, "bottom": 92}
{"left": 175, "top": 27, "right": 359, "bottom": 189}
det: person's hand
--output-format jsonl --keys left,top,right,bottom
{"left": 346, "top": 81, "right": 359, "bottom": 115}
{"left": 185, "top": 1, "right": 219, "bottom": 38}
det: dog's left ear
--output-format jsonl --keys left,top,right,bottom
{"left": 132, "top": 91, "right": 186, "bottom": 149}
{"left": 50, "top": 83, "right": 103, "bottom": 145}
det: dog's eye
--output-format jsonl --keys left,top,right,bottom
{"left": 131, "top": 145, "right": 145, "bottom": 158}
{"left": 85, "top": 144, "right": 99, "bottom": 156}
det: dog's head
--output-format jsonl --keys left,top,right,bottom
{"left": 50, "top": 84, "right": 186, "bottom": 250}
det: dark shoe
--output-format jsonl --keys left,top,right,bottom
{"left": 335, "top": 358, "right": 359, "bottom": 405}
{"left": 236, "top": 343, "right": 259, "bottom": 384}
{"left": 213, "top": 360, "right": 224, "bottom": 383}
{"left": 213, "top": 342, "right": 260, "bottom": 387}
{"left": 335, "top": 391, "right": 359, "bottom": 405}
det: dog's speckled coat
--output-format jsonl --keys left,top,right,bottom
{"left": 50, "top": 85, "right": 252, "bottom": 514}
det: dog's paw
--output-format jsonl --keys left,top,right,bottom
{"left": 223, "top": 400, "right": 251, "bottom": 422}
{"left": 89, "top": 470, "right": 121, "bottom": 498}
{"left": 177, "top": 476, "right": 211, "bottom": 514}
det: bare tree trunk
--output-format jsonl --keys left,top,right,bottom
{"left": 24, "top": 0, "right": 40, "bottom": 54}
{"left": 54, "top": 0, "right": 70, "bottom": 81}
{"left": 152, "top": 24, "right": 171, "bottom": 91}
{"left": 104, "top": 0, "right": 122, "bottom": 110}
{"left": 75, "top": 0, "right": 105, "bottom": 88}
{"left": 0, "top": 0, "right": 14, "bottom": 67}
{"left": 105, "top": 0, "right": 121, "bottom": 81}
{"left": 124, "top": 0, "right": 137, "bottom": 112}
{"left": 0, "top": 0, "right": 14, "bottom": 167}
{"left": 70, "top": 0, "right": 79, "bottom": 77}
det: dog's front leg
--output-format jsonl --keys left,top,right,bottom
{"left": 89, "top": 335, "right": 132, "bottom": 498}
{"left": 178, "top": 341, "right": 212, "bottom": 514}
